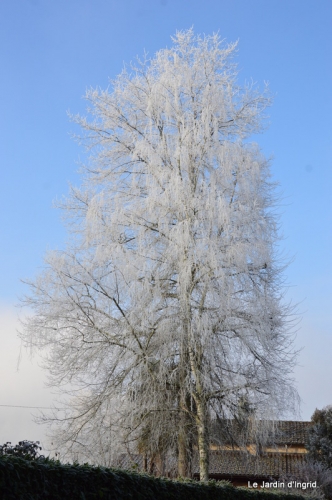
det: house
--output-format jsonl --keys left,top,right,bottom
{"left": 193, "top": 420, "right": 311, "bottom": 486}
{"left": 115, "top": 421, "right": 312, "bottom": 487}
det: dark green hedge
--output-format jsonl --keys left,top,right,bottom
{"left": 0, "top": 456, "right": 307, "bottom": 500}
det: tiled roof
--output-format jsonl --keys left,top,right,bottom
{"left": 211, "top": 420, "right": 311, "bottom": 447}
{"left": 273, "top": 421, "right": 311, "bottom": 445}
{"left": 192, "top": 451, "right": 306, "bottom": 478}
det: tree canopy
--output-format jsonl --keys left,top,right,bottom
{"left": 20, "top": 29, "right": 299, "bottom": 481}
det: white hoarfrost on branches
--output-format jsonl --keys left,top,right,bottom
{"left": 20, "top": 29, "right": 299, "bottom": 481}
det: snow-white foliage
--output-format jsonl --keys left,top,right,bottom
{"left": 20, "top": 29, "right": 299, "bottom": 480}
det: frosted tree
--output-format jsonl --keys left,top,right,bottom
{"left": 20, "top": 29, "right": 299, "bottom": 481}
{"left": 307, "top": 406, "right": 332, "bottom": 469}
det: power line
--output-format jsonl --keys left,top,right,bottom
{"left": 0, "top": 404, "right": 65, "bottom": 410}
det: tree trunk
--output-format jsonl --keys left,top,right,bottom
{"left": 178, "top": 389, "right": 192, "bottom": 477}
{"left": 178, "top": 424, "right": 188, "bottom": 477}
{"left": 196, "top": 398, "right": 209, "bottom": 481}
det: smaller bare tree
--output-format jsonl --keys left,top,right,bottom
{"left": 307, "top": 406, "right": 332, "bottom": 469}
{"left": 279, "top": 460, "right": 332, "bottom": 500}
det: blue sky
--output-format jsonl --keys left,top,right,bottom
{"left": 0, "top": 0, "right": 331, "bottom": 450}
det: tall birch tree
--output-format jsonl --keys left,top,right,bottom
{"left": 20, "top": 29, "right": 299, "bottom": 481}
